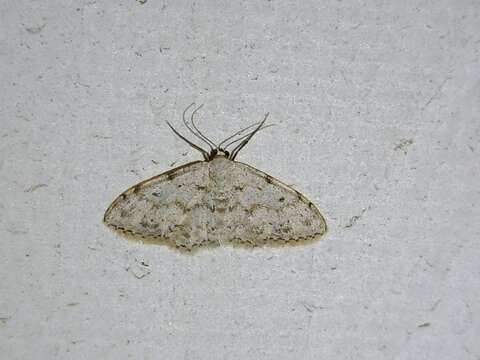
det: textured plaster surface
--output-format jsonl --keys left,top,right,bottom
{"left": 1, "top": 1, "right": 479, "bottom": 359}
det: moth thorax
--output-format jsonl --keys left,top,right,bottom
{"left": 209, "top": 157, "right": 229, "bottom": 187}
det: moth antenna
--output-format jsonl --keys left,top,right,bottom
{"left": 190, "top": 104, "right": 218, "bottom": 149}
{"left": 182, "top": 103, "right": 214, "bottom": 151}
{"left": 222, "top": 124, "right": 274, "bottom": 150}
{"left": 230, "top": 113, "right": 270, "bottom": 160}
{"left": 166, "top": 121, "right": 209, "bottom": 161}
{"left": 218, "top": 121, "right": 263, "bottom": 148}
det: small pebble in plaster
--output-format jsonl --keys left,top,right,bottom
{"left": 0, "top": 316, "right": 11, "bottom": 326}
{"left": 344, "top": 207, "right": 369, "bottom": 229}
{"left": 24, "top": 23, "right": 46, "bottom": 34}
{"left": 103, "top": 103, "right": 327, "bottom": 251}
{"left": 24, "top": 183, "right": 48, "bottom": 193}
{"left": 394, "top": 138, "right": 414, "bottom": 154}
{"left": 126, "top": 257, "right": 151, "bottom": 279}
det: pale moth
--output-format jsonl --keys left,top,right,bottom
{"left": 104, "top": 104, "right": 327, "bottom": 251}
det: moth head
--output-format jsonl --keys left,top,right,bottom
{"left": 216, "top": 148, "right": 230, "bottom": 158}
{"left": 166, "top": 103, "right": 271, "bottom": 162}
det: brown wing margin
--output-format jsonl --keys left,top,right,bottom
{"left": 103, "top": 160, "right": 205, "bottom": 223}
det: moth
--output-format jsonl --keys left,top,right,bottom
{"left": 104, "top": 104, "right": 327, "bottom": 250}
